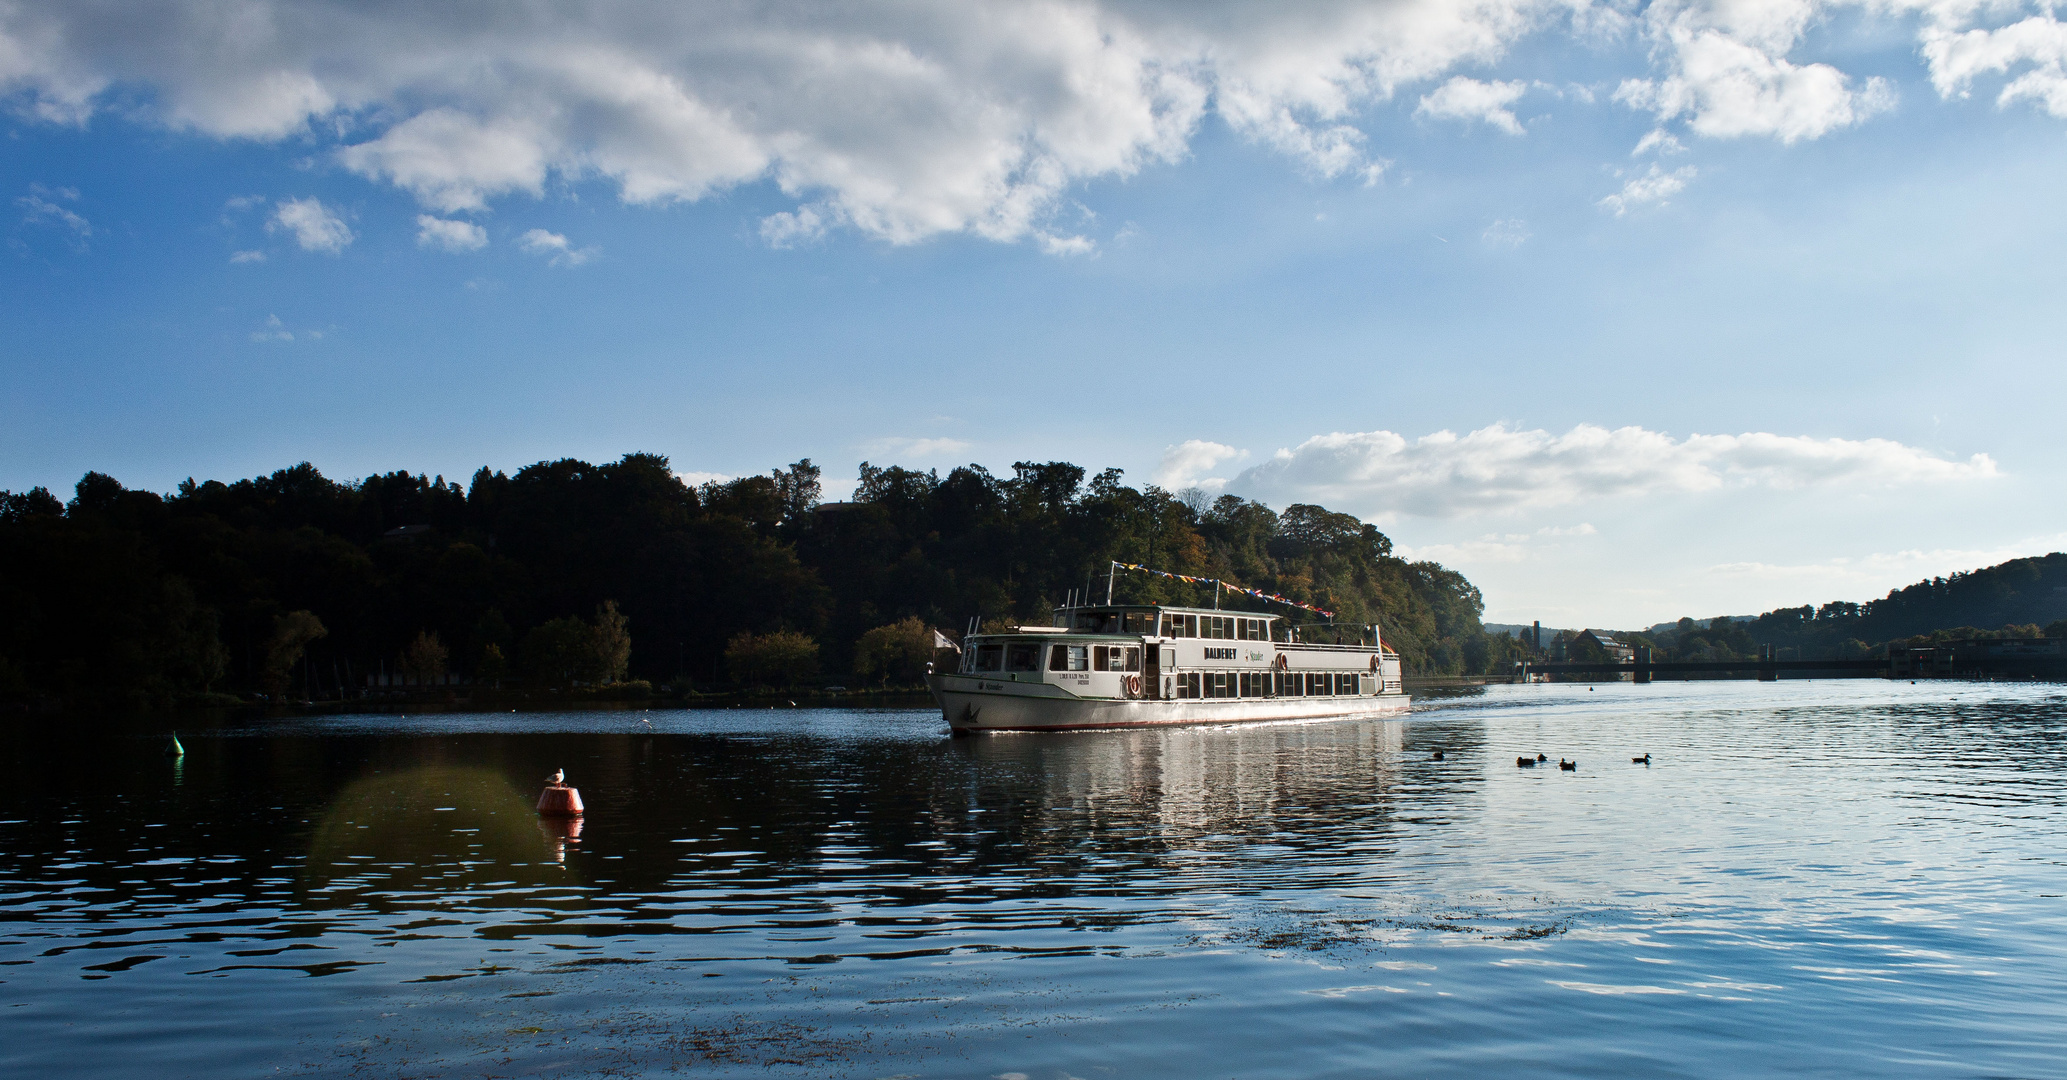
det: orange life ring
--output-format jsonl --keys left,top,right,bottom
{"left": 1274, "top": 654, "right": 1288, "bottom": 670}
{"left": 1123, "top": 674, "right": 1141, "bottom": 697}
{"left": 1369, "top": 654, "right": 1380, "bottom": 673}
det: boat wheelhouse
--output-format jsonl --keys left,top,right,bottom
{"left": 927, "top": 603, "right": 1406, "bottom": 733}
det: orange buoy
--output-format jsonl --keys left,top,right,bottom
{"left": 537, "top": 768, "right": 584, "bottom": 818}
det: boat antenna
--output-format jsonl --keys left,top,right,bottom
{"left": 1106, "top": 560, "right": 1116, "bottom": 605}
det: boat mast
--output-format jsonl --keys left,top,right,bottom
{"left": 1106, "top": 560, "right": 1115, "bottom": 604}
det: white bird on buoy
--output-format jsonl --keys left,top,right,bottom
{"left": 548, "top": 768, "right": 564, "bottom": 786}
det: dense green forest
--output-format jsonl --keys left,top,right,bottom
{"left": 0, "top": 455, "right": 1520, "bottom": 709}
{"left": 1610, "top": 554, "right": 2067, "bottom": 661}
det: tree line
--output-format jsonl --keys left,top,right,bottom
{"left": 1560, "top": 553, "right": 2067, "bottom": 663}
{"left": 0, "top": 454, "right": 1519, "bottom": 709}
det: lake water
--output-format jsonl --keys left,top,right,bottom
{"left": 4, "top": 680, "right": 2066, "bottom": 1078}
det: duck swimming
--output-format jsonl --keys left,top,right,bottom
{"left": 1558, "top": 759, "right": 1577, "bottom": 771}
{"left": 1632, "top": 754, "right": 1650, "bottom": 764}
{"left": 1516, "top": 756, "right": 1537, "bottom": 768}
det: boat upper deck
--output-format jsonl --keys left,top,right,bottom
{"left": 966, "top": 605, "right": 1386, "bottom": 651}
{"left": 1044, "top": 605, "right": 1281, "bottom": 641}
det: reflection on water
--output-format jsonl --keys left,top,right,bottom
{"left": 301, "top": 765, "right": 579, "bottom": 908}
{"left": 3, "top": 681, "right": 2066, "bottom": 1078}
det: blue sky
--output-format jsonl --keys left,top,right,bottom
{"left": 5, "top": 1, "right": 2066, "bottom": 628}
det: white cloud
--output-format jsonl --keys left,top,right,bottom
{"left": 1155, "top": 439, "right": 1247, "bottom": 490}
{"left": 517, "top": 228, "right": 596, "bottom": 266}
{"left": 415, "top": 214, "right": 487, "bottom": 252}
{"left": 1599, "top": 164, "right": 1696, "bottom": 215}
{"left": 1416, "top": 76, "right": 1529, "bottom": 134}
{"left": 1917, "top": 11, "right": 2067, "bottom": 118}
{"left": 1232, "top": 423, "right": 1999, "bottom": 519}
{"left": 863, "top": 436, "right": 973, "bottom": 459}
{"left": 1631, "top": 128, "right": 1686, "bottom": 155}
{"left": 1704, "top": 535, "right": 2067, "bottom": 592}
{"left": 1615, "top": 3, "right": 1895, "bottom": 143}
{"left": 17, "top": 192, "right": 91, "bottom": 236}
{"left": 1397, "top": 522, "right": 1593, "bottom": 565}
{"left": 10, "top": 3, "right": 2067, "bottom": 248}
{"left": 0, "top": 2, "right": 1578, "bottom": 250}
{"left": 676, "top": 470, "right": 735, "bottom": 487}
{"left": 249, "top": 314, "right": 293, "bottom": 342}
{"left": 1035, "top": 231, "right": 1096, "bottom": 257}
{"left": 759, "top": 205, "right": 828, "bottom": 249}
{"left": 1482, "top": 217, "right": 1530, "bottom": 246}
{"left": 267, "top": 196, "right": 352, "bottom": 253}
{"left": 229, "top": 249, "right": 265, "bottom": 263}
{"left": 1398, "top": 535, "right": 1537, "bottom": 564}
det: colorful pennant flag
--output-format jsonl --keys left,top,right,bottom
{"left": 1111, "top": 562, "right": 1335, "bottom": 619}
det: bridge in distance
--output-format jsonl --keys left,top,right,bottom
{"left": 1521, "top": 646, "right": 1889, "bottom": 683}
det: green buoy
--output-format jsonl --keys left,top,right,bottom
{"left": 166, "top": 732, "right": 184, "bottom": 758}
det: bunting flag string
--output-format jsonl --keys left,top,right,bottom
{"left": 1110, "top": 562, "right": 1334, "bottom": 619}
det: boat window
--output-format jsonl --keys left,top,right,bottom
{"left": 1007, "top": 643, "right": 1041, "bottom": 672}
{"left": 975, "top": 643, "right": 1004, "bottom": 672}
{"left": 1174, "top": 672, "right": 1202, "bottom": 699}
{"left": 1122, "top": 612, "right": 1154, "bottom": 634}
{"left": 1049, "top": 644, "right": 1089, "bottom": 671}
{"left": 1094, "top": 645, "right": 1130, "bottom": 671}
{"left": 1074, "top": 611, "right": 1119, "bottom": 633}
{"left": 1124, "top": 647, "right": 1140, "bottom": 672}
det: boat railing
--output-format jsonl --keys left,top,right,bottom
{"left": 1279, "top": 642, "right": 1398, "bottom": 659}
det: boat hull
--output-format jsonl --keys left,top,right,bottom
{"left": 927, "top": 673, "right": 1408, "bottom": 732}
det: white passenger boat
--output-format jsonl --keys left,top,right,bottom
{"left": 926, "top": 604, "right": 1406, "bottom": 733}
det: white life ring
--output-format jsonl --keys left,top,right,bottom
{"left": 1369, "top": 654, "right": 1381, "bottom": 673}
{"left": 1123, "top": 674, "right": 1141, "bottom": 698}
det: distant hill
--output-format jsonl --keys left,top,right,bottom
{"left": 1650, "top": 553, "right": 2067, "bottom": 657}
{"left": 1484, "top": 622, "right": 1567, "bottom": 641}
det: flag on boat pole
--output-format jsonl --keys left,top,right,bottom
{"left": 1108, "top": 561, "right": 1335, "bottom": 619}
{"left": 933, "top": 629, "right": 960, "bottom": 653}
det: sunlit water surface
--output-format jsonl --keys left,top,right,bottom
{"left": 4, "top": 680, "right": 2066, "bottom": 1078}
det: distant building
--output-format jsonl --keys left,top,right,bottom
{"left": 1574, "top": 629, "right": 1635, "bottom": 664}
{"left": 1544, "top": 629, "right": 1635, "bottom": 681}
{"left": 1890, "top": 638, "right": 2064, "bottom": 679}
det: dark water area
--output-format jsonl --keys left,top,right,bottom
{"left": 4, "top": 682, "right": 2065, "bottom": 1078}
